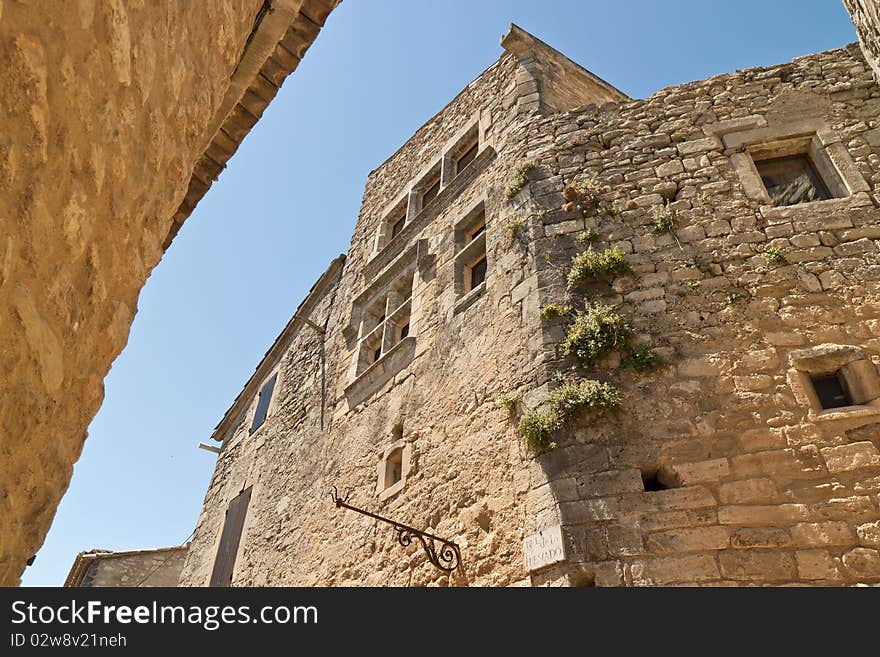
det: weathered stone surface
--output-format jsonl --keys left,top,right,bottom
{"left": 719, "top": 551, "right": 797, "bottom": 581}
{"left": 522, "top": 525, "right": 566, "bottom": 572}
{"left": 821, "top": 442, "right": 880, "bottom": 473}
{"left": 842, "top": 547, "right": 880, "bottom": 579}
{"left": 64, "top": 546, "right": 187, "bottom": 587}
{"left": 1, "top": 0, "right": 342, "bottom": 586}
{"left": 176, "top": 22, "right": 880, "bottom": 589}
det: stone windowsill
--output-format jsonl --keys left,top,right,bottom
{"left": 344, "top": 336, "right": 417, "bottom": 405}
{"left": 810, "top": 400, "right": 880, "bottom": 424}
{"left": 454, "top": 281, "right": 487, "bottom": 315}
{"left": 759, "top": 191, "right": 873, "bottom": 224}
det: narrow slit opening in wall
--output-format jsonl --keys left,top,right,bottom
{"left": 811, "top": 371, "right": 852, "bottom": 410}
{"left": 384, "top": 447, "right": 403, "bottom": 489}
{"left": 641, "top": 467, "right": 672, "bottom": 492}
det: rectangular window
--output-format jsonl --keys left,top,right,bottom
{"left": 455, "top": 141, "right": 479, "bottom": 175}
{"left": 209, "top": 487, "right": 252, "bottom": 587}
{"left": 454, "top": 202, "right": 489, "bottom": 303}
{"left": 811, "top": 372, "right": 852, "bottom": 410}
{"left": 249, "top": 373, "right": 277, "bottom": 433}
{"left": 390, "top": 214, "right": 406, "bottom": 239}
{"left": 468, "top": 254, "right": 487, "bottom": 290}
{"left": 420, "top": 177, "right": 441, "bottom": 209}
{"left": 755, "top": 155, "right": 831, "bottom": 207}
{"left": 355, "top": 269, "right": 415, "bottom": 376}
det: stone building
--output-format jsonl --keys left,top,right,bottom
{"left": 179, "top": 22, "right": 880, "bottom": 587}
{"left": 0, "top": 0, "right": 339, "bottom": 586}
{"left": 64, "top": 546, "right": 188, "bottom": 587}
{"left": 846, "top": 0, "right": 880, "bottom": 80}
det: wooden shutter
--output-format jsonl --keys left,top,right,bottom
{"left": 249, "top": 373, "right": 277, "bottom": 433}
{"left": 209, "top": 487, "right": 252, "bottom": 587}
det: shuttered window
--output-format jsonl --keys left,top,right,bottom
{"left": 249, "top": 373, "right": 277, "bottom": 433}
{"left": 209, "top": 487, "right": 252, "bottom": 587}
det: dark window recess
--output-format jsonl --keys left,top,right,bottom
{"left": 469, "top": 256, "right": 487, "bottom": 290}
{"left": 421, "top": 178, "right": 441, "bottom": 208}
{"left": 209, "top": 487, "right": 252, "bottom": 587}
{"left": 385, "top": 448, "right": 403, "bottom": 488}
{"left": 811, "top": 372, "right": 852, "bottom": 410}
{"left": 468, "top": 222, "right": 486, "bottom": 243}
{"left": 755, "top": 155, "right": 831, "bottom": 207}
{"left": 249, "top": 373, "right": 277, "bottom": 433}
{"left": 373, "top": 345, "right": 382, "bottom": 363}
{"left": 641, "top": 468, "right": 672, "bottom": 492}
{"left": 399, "top": 322, "right": 410, "bottom": 340}
{"left": 390, "top": 215, "right": 406, "bottom": 239}
{"left": 456, "top": 142, "right": 479, "bottom": 174}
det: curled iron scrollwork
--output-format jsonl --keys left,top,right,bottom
{"left": 330, "top": 486, "right": 462, "bottom": 573}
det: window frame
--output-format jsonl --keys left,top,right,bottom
{"left": 376, "top": 440, "right": 412, "bottom": 501}
{"left": 788, "top": 344, "right": 880, "bottom": 422}
{"left": 724, "top": 119, "right": 871, "bottom": 221}
{"left": 453, "top": 200, "right": 490, "bottom": 307}
{"left": 249, "top": 372, "right": 278, "bottom": 434}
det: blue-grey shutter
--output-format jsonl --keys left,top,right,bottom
{"left": 249, "top": 373, "right": 277, "bottom": 433}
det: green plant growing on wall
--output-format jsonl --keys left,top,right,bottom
{"left": 499, "top": 391, "right": 521, "bottom": 417}
{"left": 653, "top": 203, "right": 679, "bottom": 235}
{"left": 764, "top": 245, "right": 787, "bottom": 265}
{"left": 547, "top": 378, "right": 621, "bottom": 416}
{"left": 576, "top": 228, "right": 597, "bottom": 246}
{"left": 504, "top": 217, "right": 526, "bottom": 241}
{"left": 567, "top": 248, "right": 632, "bottom": 289}
{"left": 684, "top": 280, "right": 701, "bottom": 293}
{"left": 540, "top": 303, "right": 572, "bottom": 321}
{"left": 622, "top": 345, "right": 665, "bottom": 372}
{"left": 560, "top": 303, "right": 632, "bottom": 368}
{"left": 517, "top": 378, "right": 621, "bottom": 454}
{"left": 518, "top": 411, "right": 560, "bottom": 453}
{"left": 725, "top": 290, "right": 746, "bottom": 305}
{"left": 505, "top": 161, "right": 538, "bottom": 200}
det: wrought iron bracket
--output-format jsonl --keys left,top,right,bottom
{"left": 330, "top": 487, "right": 462, "bottom": 573}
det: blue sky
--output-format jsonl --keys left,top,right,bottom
{"left": 23, "top": 1, "right": 858, "bottom": 585}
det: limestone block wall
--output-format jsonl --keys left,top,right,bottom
{"left": 845, "top": 0, "right": 880, "bottom": 80}
{"left": 179, "top": 46, "right": 572, "bottom": 586}
{"left": 65, "top": 546, "right": 188, "bottom": 587}
{"left": 516, "top": 43, "right": 880, "bottom": 585}
{"left": 0, "top": 0, "right": 268, "bottom": 585}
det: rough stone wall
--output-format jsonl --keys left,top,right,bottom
{"left": 845, "top": 0, "right": 880, "bottom": 80}
{"left": 72, "top": 547, "right": 188, "bottom": 587}
{"left": 0, "top": 0, "right": 267, "bottom": 585}
{"left": 519, "top": 43, "right": 880, "bottom": 586}
{"left": 181, "top": 36, "right": 880, "bottom": 587}
{"left": 180, "top": 49, "right": 556, "bottom": 587}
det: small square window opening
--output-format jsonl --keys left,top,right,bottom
{"left": 755, "top": 155, "right": 831, "bottom": 207}
{"left": 811, "top": 372, "right": 853, "bottom": 410}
